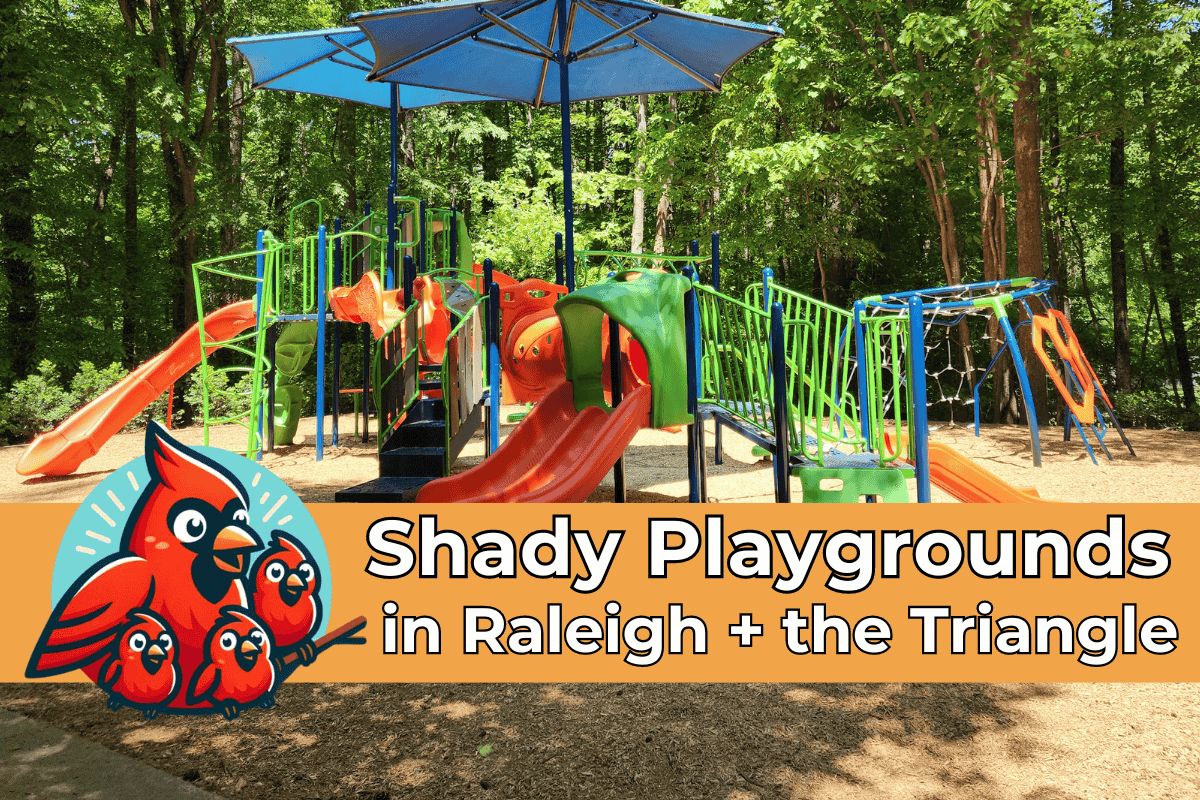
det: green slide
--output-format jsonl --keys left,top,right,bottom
{"left": 272, "top": 321, "right": 318, "bottom": 445}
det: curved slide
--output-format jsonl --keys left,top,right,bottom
{"left": 416, "top": 378, "right": 652, "bottom": 503}
{"left": 16, "top": 301, "right": 258, "bottom": 477}
{"left": 926, "top": 442, "right": 1045, "bottom": 503}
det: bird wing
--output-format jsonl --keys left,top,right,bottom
{"left": 98, "top": 656, "right": 122, "bottom": 690}
{"left": 188, "top": 662, "right": 219, "bottom": 704}
{"left": 26, "top": 555, "right": 153, "bottom": 678}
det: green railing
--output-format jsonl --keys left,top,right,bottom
{"left": 858, "top": 312, "right": 912, "bottom": 465}
{"left": 694, "top": 284, "right": 776, "bottom": 440}
{"left": 747, "top": 281, "right": 865, "bottom": 464}
{"left": 191, "top": 236, "right": 282, "bottom": 457}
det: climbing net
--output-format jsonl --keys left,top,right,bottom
{"left": 857, "top": 278, "right": 1056, "bottom": 455}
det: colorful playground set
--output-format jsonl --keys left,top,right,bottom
{"left": 14, "top": 191, "right": 1135, "bottom": 504}
{"left": 11, "top": 1, "right": 1137, "bottom": 503}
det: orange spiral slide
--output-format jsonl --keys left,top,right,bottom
{"left": 16, "top": 300, "right": 259, "bottom": 478}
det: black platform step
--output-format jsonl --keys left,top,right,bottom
{"left": 334, "top": 476, "right": 432, "bottom": 502}
{"left": 389, "top": 418, "right": 445, "bottom": 448}
{"left": 380, "top": 446, "right": 444, "bottom": 477}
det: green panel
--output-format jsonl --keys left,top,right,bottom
{"left": 272, "top": 321, "right": 317, "bottom": 444}
{"left": 555, "top": 269, "right": 692, "bottom": 429}
{"left": 795, "top": 467, "right": 910, "bottom": 503}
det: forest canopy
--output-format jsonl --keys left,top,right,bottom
{"left": 1, "top": 0, "right": 1197, "bottom": 441}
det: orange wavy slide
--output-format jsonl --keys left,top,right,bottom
{"left": 16, "top": 301, "right": 258, "bottom": 477}
{"left": 416, "top": 378, "right": 652, "bottom": 503}
{"left": 926, "top": 442, "right": 1045, "bottom": 503}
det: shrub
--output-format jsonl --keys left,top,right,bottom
{"left": 1114, "top": 389, "right": 1200, "bottom": 431}
{"left": 0, "top": 360, "right": 75, "bottom": 443}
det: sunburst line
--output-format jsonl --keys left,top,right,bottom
{"left": 75, "top": 545, "right": 96, "bottom": 555}
{"left": 277, "top": 515, "right": 292, "bottom": 526}
{"left": 263, "top": 495, "right": 286, "bottom": 523}
{"left": 252, "top": 472, "right": 262, "bottom": 488}
{"left": 259, "top": 491, "right": 270, "bottom": 506}
{"left": 91, "top": 504, "right": 116, "bottom": 528}
{"left": 86, "top": 530, "right": 111, "bottom": 544}
{"left": 107, "top": 490, "right": 125, "bottom": 512}
{"left": 127, "top": 471, "right": 139, "bottom": 491}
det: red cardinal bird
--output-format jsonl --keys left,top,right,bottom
{"left": 93, "top": 609, "right": 181, "bottom": 719}
{"left": 186, "top": 607, "right": 277, "bottom": 720}
{"left": 251, "top": 531, "right": 323, "bottom": 664}
{"left": 27, "top": 422, "right": 262, "bottom": 712}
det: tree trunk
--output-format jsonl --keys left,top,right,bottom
{"left": 653, "top": 94, "right": 678, "bottom": 255}
{"left": 0, "top": 0, "right": 37, "bottom": 379}
{"left": 1110, "top": 130, "right": 1131, "bottom": 394}
{"left": 1145, "top": 88, "right": 1195, "bottom": 409}
{"left": 122, "top": 72, "right": 140, "bottom": 364}
{"left": 1013, "top": 7, "right": 1048, "bottom": 424}
{"left": 631, "top": 94, "right": 648, "bottom": 253}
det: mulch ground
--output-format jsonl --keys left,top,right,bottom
{"left": 3, "top": 414, "right": 1198, "bottom": 799}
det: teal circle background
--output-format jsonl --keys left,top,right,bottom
{"left": 49, "top": 445, "right": 331, "bottom": 644}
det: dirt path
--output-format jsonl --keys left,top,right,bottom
{"left": 1, "top": 681, "right": 1197, "bottom": 799}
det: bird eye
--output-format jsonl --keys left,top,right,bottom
{"left": 249, "top": 629, "right": 264, "bottom": 645}
{"left": 171, "top": 509, "right": 207, "bottom": 543}
{"left": 298, "top": 563, "right": 314, "bottom": 583}
{"left": 232, "top": 508, "right": 249, "bottom": 524}
{"left": 219, "top": 631, "right": 237, "bottom": 651}
{"left": 159, "top": 634, "right": 173, "bottom": 650}
{"left": 266, "top": 561, "right": 286, "bottom": 582}
{"left": 128, "top": 632, "right": 148, "bottom": 652}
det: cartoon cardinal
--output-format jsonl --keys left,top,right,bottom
{"left": 250, "top": 531, "right": 323, "bottom": 664}
{"left": 187, "top": 607, "right": 277, "bottom": 720}
{"left": 94, "top": 609, "right": 180, "bottom": 719}
{"left": 26, "top": 422, "right": 262, "bottom": 709}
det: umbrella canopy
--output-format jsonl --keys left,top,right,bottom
{"left": 349, "top": 0, "right": 782, "bottom": 287}
{"left": 230, "top": 27, "right": 496, "bottom": 110}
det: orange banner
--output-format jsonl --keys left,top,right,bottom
{"left": 5, "top": 503, "right": 1196, "bottom": 683}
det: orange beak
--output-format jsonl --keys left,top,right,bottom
{"left": 212, "top": 526, "right": 257, "bottom": 573}
{"left": 240, "top": 639, "right": 261, "bottom": 654}
{"left": 147, "top": 643, "right": 166, "bottom": 658}
{"left": 286, "top": 573, "right": 305, "bottom": 589}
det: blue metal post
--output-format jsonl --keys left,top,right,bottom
{"left": 390, "top": 85, "right": 398, "bottom": 187}
{"left": 907, "top": 297, "right": 931, "bottom": 502}
{"left": 403, "top": 254, "right": 415, "bottom": 310}
{"left": 386, "top": 183, "right": 397, "bottom": 290}
{"left": 997, "top": 313, "right": 1043, "bottom": 467}
{"left": 711, "top": 231, "right": 723, "bottom": 466}
{"left": 449, "top": 204, "right": 457, "bottom": 273}
{"left": 609, "top": 313, "right": 625, "bottom": 502}
{"left": 689, "top": 239, "right": 707, "bottom": 498}
{"left": 555, "top": 232, "right": 564, "bottom": 287}
{"left": 419, "top": 200, "right": 427, "bottom": 274}
{"left": 488, "top": 274, "right": 501, "bottom": 457}
{"left": 771, "top": 302, "right": 790, "bottom": 503}
{"left": 254, "top": 229, "right": 266, "bottom": 460}
{"left": 332, "top": 218, "right": 341, "bottom": 448}
{"left": 683, "top": 267, "right": 700, "bottom": 503}
{"left": 316, "top": 225, "right": 327, "bottom": 462}
{"left": 361, "top": 203, "right": 371, "bottom": 444}
{"left": 853, "top": 300, "right": 872, "bottom": 449}
{"left": 556, "top": 0, "right": 576, "bottom": 292}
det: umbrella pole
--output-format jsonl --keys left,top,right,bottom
{"left": 556, "top": 0, "right": 576, "bottom": 292}
{"left": 387, "top": 84, "right": 399, "bottom": 291}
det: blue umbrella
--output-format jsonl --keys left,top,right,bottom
{"left": 230, "top": 28, "right": 496, "bottom": 183}
{"left": 349, "top": 0, "right": 782, "bottom": 288}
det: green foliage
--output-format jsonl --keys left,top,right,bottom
{"left": 183, "top": 368, "right": 254, "bottom": 424}
{"left": 0, "top": 361, "right": 74, "bottom": 443}
{"left": 1114, "top": 390, "right": 1200, "bottom": 431}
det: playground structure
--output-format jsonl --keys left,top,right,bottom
{"left": 14, "top": 195, "right": 483, "bottom": 479}
{"left": 16, "top": 190, "right": 1133, "bottom": 504}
